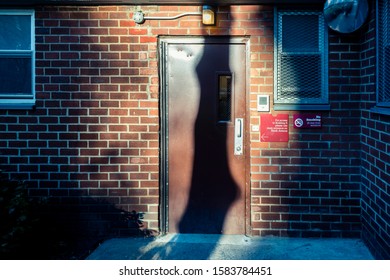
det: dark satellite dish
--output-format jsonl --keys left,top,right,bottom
{"left": 324, "top": 0, "right": 369, "bottom": 33}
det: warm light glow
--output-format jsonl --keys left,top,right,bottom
{"left": 202, "top": 5, "right": 215, "bottom": 25}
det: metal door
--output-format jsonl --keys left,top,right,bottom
{"left": 160, "top": 37, "right": 248, "bottom": 234}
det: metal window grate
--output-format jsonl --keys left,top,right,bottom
{"left": 282, "top": 15, "right": 319, "bottom": 52}
{"left": 378, "top": 0, "right": 390, "bottom": 107}
{"left": 275, "top": 10, "right": 328, "bottom": 105}
{"left": 280, "top": 55, "right": 322, "bottom": 101}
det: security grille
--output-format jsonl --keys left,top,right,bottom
{"left": 275, "top": 10, "right": 328, "bottom": 105}
{"left": 378, "top": 0, "right": 390, "bottom": 107}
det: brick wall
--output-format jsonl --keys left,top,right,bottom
{"left": 360, "top": 1, "right": 390, "bottom": 260}
{"left": 1, "top": 5, "right": 162, "bottom": 239}
{"left": 0, "top": 4, "right": 373, "bottom": 243}
{"left": 250, "top": 9, "right": 362, "bottom": 237}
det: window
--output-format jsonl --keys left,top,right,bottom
{"left": 274, "top": 9, "right": 328, "bottom": 110}
{"left": 377, "top": 0, "right": 390, "bottom": 111}
{"left": 0, "top": 10, "right": 35, "bottom": 109}
{"left": 218, "top": 74, "right": 232, "bottom": 122}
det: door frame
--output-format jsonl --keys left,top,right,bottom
{"left": 158, "top": 36, "right": 251, "bottom": 235}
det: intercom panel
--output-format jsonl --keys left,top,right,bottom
{"left": 257, "top": 95, "right": 270, "bottom": 112}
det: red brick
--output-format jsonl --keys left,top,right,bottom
{"left": 0, "top": 4, "right": 379, "bottom": 244}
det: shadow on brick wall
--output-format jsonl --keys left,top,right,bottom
{"left": 0, "top": 170, "right": 156, "bottom": 260}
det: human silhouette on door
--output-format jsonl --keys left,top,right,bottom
{"left": 178, "top": 40, "right": 241, "bottom": 234}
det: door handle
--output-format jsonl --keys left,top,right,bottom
{"left": 236, "top": 118, "right": 242, "bottom": 138}
{"left": 234, "top": 118, "right": 243, "bottom": 155}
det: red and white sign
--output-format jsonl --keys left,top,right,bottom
{"left": 260, "top": 114, "right": 289, "bottom": 142}
{"left": 293, "top": 114, "right": 322, "bottom": 129}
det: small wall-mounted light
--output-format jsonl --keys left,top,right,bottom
{"left": 202, "top": 5, "right": 216, "bottom": 26}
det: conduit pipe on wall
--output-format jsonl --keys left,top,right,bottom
{"left": 133, "top": 5, "right": 215, "bottom": 25}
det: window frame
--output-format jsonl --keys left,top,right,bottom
{"left": 0, "top": 10, "right": 35, "bottom": 109}
{"left": 375, "top": 0, "right": 390, "bottom": 115}
{"left": 274, "top": 8, "right": 329, "bottom": 111}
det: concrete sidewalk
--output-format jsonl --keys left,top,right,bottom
{"left": 86, "top": 234, "right": 374, "bottom": 260}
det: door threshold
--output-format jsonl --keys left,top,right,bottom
{"left": 156, "top": 233, "right": 252, "bottom": 245}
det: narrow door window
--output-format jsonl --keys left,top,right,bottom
{"left": 218, "top": 74, "right": 233, "bottom": 122}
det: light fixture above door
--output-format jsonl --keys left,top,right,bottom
{"left": 201, "top": 5, "right": 216, "bottom": 25}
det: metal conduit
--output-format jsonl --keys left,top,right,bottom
{"left": 144, "top": 12, "right": 202, "bottom": 21}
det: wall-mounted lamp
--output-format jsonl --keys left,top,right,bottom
{"left": 202, "top": 5, "right": 216, "bottom": 26}
{"left": 133, "top": 6, "right": 216, "bottom": 26}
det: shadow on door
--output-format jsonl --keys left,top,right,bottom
{"left": 163, "top": 36, "right": 248, "bottom": 238}
{"left": 177, "top": 40, "right": 241, "bottom": 234}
